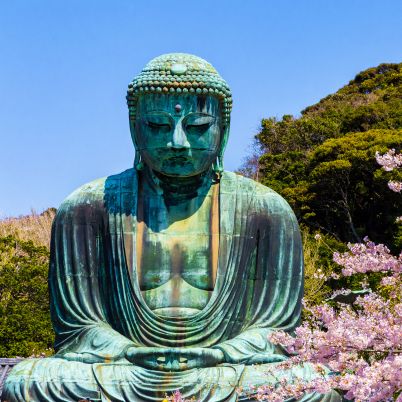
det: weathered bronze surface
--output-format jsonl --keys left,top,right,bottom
{"left": 3, "top": 54, "right": 343, "bottom": 401}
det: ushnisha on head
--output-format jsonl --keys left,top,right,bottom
{"left": 126, "top": 53, "right": 232, "bottom": 177}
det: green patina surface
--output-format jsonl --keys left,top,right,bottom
{"left": 2, "top": 54, "right": 344, "bottom": 402}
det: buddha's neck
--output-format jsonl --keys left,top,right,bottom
{"left": 141, "top": 166, "right": 215, "bottom": 207}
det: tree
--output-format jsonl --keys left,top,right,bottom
{"left": 0, "top": 236, "right": 54, "bottom": 357}
{"left": 259, "top": 129, "right": 401, "bottom": 250}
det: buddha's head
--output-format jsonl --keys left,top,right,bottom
{"left": 127, "top": 53, "right": 232, "bottom": 177}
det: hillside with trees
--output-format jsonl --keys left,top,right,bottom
{"left": 240, "top": 63, "right": 402, "bottom": 251}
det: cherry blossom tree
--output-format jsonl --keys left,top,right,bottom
{"left": 260, "top": 149, "right": 402, "bottom": 402}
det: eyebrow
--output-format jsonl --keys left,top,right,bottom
{"left": 143, "top": 110, "right": 171, "bottom": 114}
{"left": 143, "top": 111, "right": 216, "bottom": 119}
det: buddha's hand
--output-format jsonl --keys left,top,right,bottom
{"left": 126, "top": 347, "right": 224, "bottom": 371}
{"left": 61, "top": 352, "right": 113, "bottom": 364}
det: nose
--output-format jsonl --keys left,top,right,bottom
{"left": 167, "top": 123, "right": 190, "bottom": 150}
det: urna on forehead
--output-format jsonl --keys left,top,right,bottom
{"left": 127, "top": 53, "right": 232, "bottom": 125}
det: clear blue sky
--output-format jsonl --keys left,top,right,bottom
{"left": 1, "top": 0, "right": 401, "bottom": 216}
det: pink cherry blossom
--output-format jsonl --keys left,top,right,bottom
{"left": 333, "top": 237, "right": 402, "bottom": 276}
{"left": 375, "top": 149, "right": 402, "bottom": 172}
{"left": 267, "top": 290, "right": 402, "bottom": 401}
{"left": 376, "top": 149, "right": 402, "bottom": 196}
{"left": 388, "top": 181, "right": 402, "bottom": 193}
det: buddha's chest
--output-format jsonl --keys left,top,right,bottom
{"left": 138, "top": 225, "right": 213, "bottom": 291}
{"left": 136, "top": 188, "right": 219, "bottom": 316}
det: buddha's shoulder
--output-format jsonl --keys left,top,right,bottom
{"left": 59, "top": 168, "right": 136, "bottom": 212}
{"left": 222, "top": 171, "right": 284, "bottom": 198}
{"left": 222, "top": 171, "right": 293, "bottom": 212}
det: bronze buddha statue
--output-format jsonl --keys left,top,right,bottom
{"left": 3, "top": 53, "right": 342, "bottom": 402}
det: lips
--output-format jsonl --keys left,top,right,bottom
{"left": 168, "top": 156, "right": 189, "bottom": 163}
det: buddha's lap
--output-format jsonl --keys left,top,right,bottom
{"left": 3, "top": 357, "right": 343, "bottom": 401}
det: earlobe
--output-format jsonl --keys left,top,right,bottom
{"left": 212, "top": 156, "right": 223, "bottom": 181}
{"left": 134, "top": 150, "right": 144, "bottom": 171}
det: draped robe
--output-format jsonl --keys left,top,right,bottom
{"left": 3, "top": 170, "right": 343, "bottom": 402}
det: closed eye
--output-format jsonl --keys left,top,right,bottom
{"left": 146, "top": 121, "right": 171, "bottom": 130}
{"left": 185, "top": 123, "right": 211, "bottom": 133}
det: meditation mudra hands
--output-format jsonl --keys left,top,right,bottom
{"left": 126, "top": 346, "right": 225, "bottom": 371}
{"left": 61, "top": 343, "right": 225, "bottom": 369}
{"left": 62, "top": 347, "right": 224, "bottom": 370}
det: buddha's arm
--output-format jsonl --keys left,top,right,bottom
{"left": 212, "top": 328, "right": 288, "bottom": 364}
{"left": 213, "top": 189, "right": 303, "bottom": 364}
{"left": 49, "top": 185, "right": 137, "bottom": 363}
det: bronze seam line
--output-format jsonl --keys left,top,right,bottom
{"left": 136, "top": 183, "right": 145, "bottom": 289}
{"left": 211, "top": 181, "right": 220, "bottom": 288}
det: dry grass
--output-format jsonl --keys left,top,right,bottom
{"left": 0, "top": 209, "right": 56, "bottom": 249}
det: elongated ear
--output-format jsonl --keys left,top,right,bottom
{"left": 129, "top": 117, "right": 136, "bottom": 145}
{"left": 214, "top": 123, "right": 230, "bottom": 172}
{"left": 131, "top": 125, "right": 143, "bottom": 170}
{"left": 128, "top": 106, "right": 138, "bottom": 148}
{"left": 129, "top": 111, "right": 143, "bottom": 170}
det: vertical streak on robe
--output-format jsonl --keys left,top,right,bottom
{"left": 210, "top": 181, "right": 220, "bottom": 288}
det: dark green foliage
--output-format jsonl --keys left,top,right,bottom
{"left": 0, "top": 236, "right": 54, "bottom": 357}
{"left": 249, "top": 63, "right": 402, "bottom": 251}
{"left": 260, "top": 129, "right": 401, "bottom": 250}
{"left": 308, "top": 130, "right": 401, "bottom": 246}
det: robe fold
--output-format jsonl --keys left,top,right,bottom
{"left": 2, "top": 170, "right": 344, "bottom": 402}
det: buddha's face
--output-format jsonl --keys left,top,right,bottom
{"left": 134, "top": 94, "right": 222, "bottom": 177}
